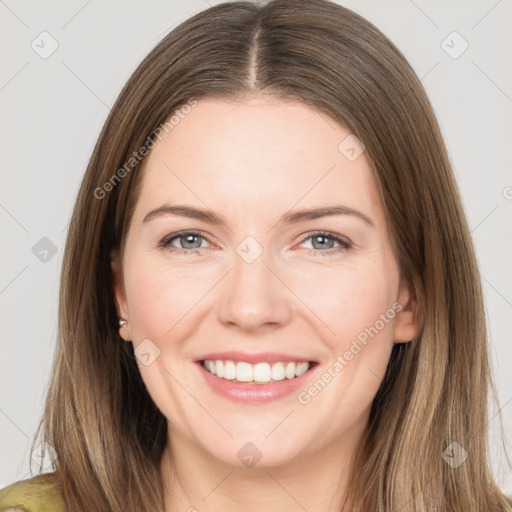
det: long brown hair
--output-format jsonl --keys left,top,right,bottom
{"left": 26, "top": 0, "right": 511, "bottom": 510}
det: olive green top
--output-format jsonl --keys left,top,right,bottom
{"left": 0, "top": 473, "right": 64, "bottom": 512}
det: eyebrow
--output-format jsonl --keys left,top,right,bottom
{"left": 142, "top": 203, "right": 375, "bottom": 227}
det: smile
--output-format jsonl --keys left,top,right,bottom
{"left": 195, "top": 357, "right": 319, "bottom": 403}
{"left": 202, "top": 359, "right": 312, "bottom": 384}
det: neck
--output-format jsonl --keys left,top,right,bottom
{"left": 160, "top": 420, "right": 366, "bottom": 512}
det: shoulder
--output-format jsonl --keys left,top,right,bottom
{"left": 0, "top": 472, "right": 64, "bottom": 512}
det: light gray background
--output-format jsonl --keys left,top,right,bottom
{"left": 1, "top": 0, "right": 511, "bottom": 495}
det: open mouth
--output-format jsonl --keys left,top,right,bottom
{"left": 199, "top": 359, "right": 319, "bottom": 385}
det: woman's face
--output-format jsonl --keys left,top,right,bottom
{"left": 112, "top": 95, "right": 417, "bottom": 467}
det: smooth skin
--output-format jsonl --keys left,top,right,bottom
{"left": 111, "top": 95, "right": 418, "bottom": 512}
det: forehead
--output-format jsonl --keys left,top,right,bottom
{"left": 133, "top": 96, "right": 384, "bottom": 228}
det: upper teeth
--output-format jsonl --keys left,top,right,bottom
{"left": 202, "top": 360, "right": 311, "bottom": 383}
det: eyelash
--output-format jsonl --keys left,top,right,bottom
{"left": 158, "top": 230, "right": 352, "bottom": 257}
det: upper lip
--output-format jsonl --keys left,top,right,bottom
{"left": 194, "top": 351, "right": 317, "bottom": 364}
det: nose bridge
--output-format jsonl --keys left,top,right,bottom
{"left": 216, "top": 235, "right": 291, "bottom": 329}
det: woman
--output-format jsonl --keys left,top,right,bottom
{"left": 1, "top": 0, "right": 510, "bottom": 510}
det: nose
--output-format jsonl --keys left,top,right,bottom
{"left": 216, "top": 245, "right": 292, "bottom": 332}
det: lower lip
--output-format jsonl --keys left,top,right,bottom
{"left": 195, "top": 361, "right": 318, "bottom": 404}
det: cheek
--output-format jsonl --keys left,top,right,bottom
{"left": 291, "top": 262, "right": 398, "bottom": 429}
{"left": 123, "top": 253, "right": 213, "bottom": 346}
{"left": 291, "top": 259, "right": 398, "bottom": 348}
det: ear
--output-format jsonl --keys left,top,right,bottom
{"left": 111, "top": 248, "right": 132, "bottom": 341}
{"left": 392, "top": 279, "right": 418, "bottom": 344}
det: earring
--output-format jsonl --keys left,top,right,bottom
{"left": 119, "top": 318, "right": 127, "bottom": 327}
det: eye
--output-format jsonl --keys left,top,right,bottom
{"left": 159, "top": 230, "right": 213, "bottom": 255}
{"left": 298, "top": 231, "right": 352, "bottom": 257}
{"left": 158, "top": 230, "right": 352, "bottom": 257}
